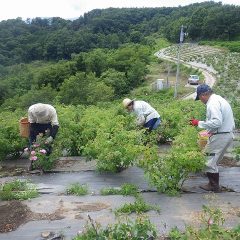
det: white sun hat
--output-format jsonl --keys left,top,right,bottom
{"left": 35, "top": 103, "right": 48, "bottom": 117}
{"left": 122, "top": 98, "right": 134, "bottom": 108}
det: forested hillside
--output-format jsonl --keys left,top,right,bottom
{"left": 0, "top": 1, "right": 240, "bottom": 108}
{"left": 0, "top": 1, "right": 240, "bottom": 66}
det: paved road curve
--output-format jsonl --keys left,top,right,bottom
{"left": 155, "top": 47, "right": 217, "bottom": 100}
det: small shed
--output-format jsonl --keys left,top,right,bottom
{"left": 151, "top": 79, "right": 169, "bottom": 91}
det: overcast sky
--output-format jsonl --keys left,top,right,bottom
{"left": 0, "top": 0, "right": 239, "bottom": 21}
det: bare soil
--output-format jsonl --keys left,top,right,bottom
{"left": 0, "top": 201, "right": 64, "bottom": 233}
{"left": 0, "top": 201, "right": 29, "bottom": 233}
{"left": 0, "top": 199, "right": 110, "bottom": 233}
{"left": 219, "top": 156, "right": 240, "bottom": 167}
{"left": 0, "top": 167, "right": 27, "bottom": 177}
{"left": 51, "top": 158, "right": 97, "bottom": 172}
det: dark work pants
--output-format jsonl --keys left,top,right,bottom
{"left": 29, "top": 123, "right": 52, "bottom": 145}
{"left": 144, "top": 118, "right": 161, "bottom": 132}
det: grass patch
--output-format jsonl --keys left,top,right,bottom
{"left": 153, "top": 37, "right": 171, "bottom": 52}
{"left": 0, "top": 179, "right": 39, "bottom": 200}
{"left": 115, "top": 197, "right": 160, "bottom": 215}
{"left": 200, "top": 40, "right": 240, "bottom": 52}
{"left": 100, "top": 183, "right": 139, "bottom": 197}
{"left": 100, "top": 184, "right": 160, "bottom": 216}
{"left": 67, "top": 183, "right": 88, "bottom": 196}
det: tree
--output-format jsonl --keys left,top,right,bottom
{"left": 84, "top": 49, "right": 108, "bottom": 77}
{"left": 101, "top": 69, "right": 129, "bottom": 96}
{"left": 58, "top": 72, "right": 89, "bottom": 105}
{"left": 129, "top": 30, "right": 143, "bottom": 43}
{"left": 58, "top": 71, "right": 114, "bottom": 105}
{"left": 1, "top": 85, "right": 57, "bottom": 110}
{"left": 127, "top": 60, "right": 148, "bottom": 88}
{"left": 36, "top": 61, "right": 77, "bottom": 89}
{"left": 87, "top": 81, "right": 114, "bottom": 104}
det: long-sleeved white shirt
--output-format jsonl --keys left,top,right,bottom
{"left": 198, "top": 94, "right": 235, "bottom": 133}
{"left": 28, "top": 103, "right": 59, "bottom": 126}
{"left": 132, "top": 100, "right": 160, "bottom": 125}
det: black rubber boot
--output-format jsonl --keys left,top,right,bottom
{"left": 200, "top": 172, "right": 221, "bottom": 192}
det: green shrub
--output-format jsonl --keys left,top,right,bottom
{"left": 140, "top": 126, "right": 205, "bottom": 194}
{"left": 52, "top": 104, "right": 85, "bottom": 157}
{"left": 81, "top": 105, "right": 147, "bottom": 172}
{"left": 26, "top": 134, "right": 55, "bottom": 171}
{"left": 0, "top": 109, "right": 28, "bottom": 160}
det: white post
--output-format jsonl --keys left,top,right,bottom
{"left": 174, "top": 25, "right": 185, "bottom": 98}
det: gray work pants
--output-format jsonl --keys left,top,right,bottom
{"left": 204, "top": 133, "right": 234, "bottom": 173}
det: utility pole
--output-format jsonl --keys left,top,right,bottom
{"left": 166, "top": 64, "right": 170, "bottom": 88}
{"left": 174, "top": 25, "right": 186, "bottom": 98}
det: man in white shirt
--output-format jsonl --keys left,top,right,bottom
{"left": 122, "top": 98, "right": 161, "bottom": 131}
{"left": 190, "top": 84, "right": 235, "bottom": 192}
{"left": 28, "top": 103, "right": 59, "bottom": 146}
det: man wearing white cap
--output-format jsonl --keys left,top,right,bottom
{"left": 28, "top": 103, "right": 59, "bottom": 145}
{"left": 122, "top": 98, "right": 161, "bottom": 131}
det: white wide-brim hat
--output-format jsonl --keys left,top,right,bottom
{"left": 122, "top": 98, "right": 134, "bottom": 108}
{"left": 35, "top": 103, "right": 48, "bottom": 117}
